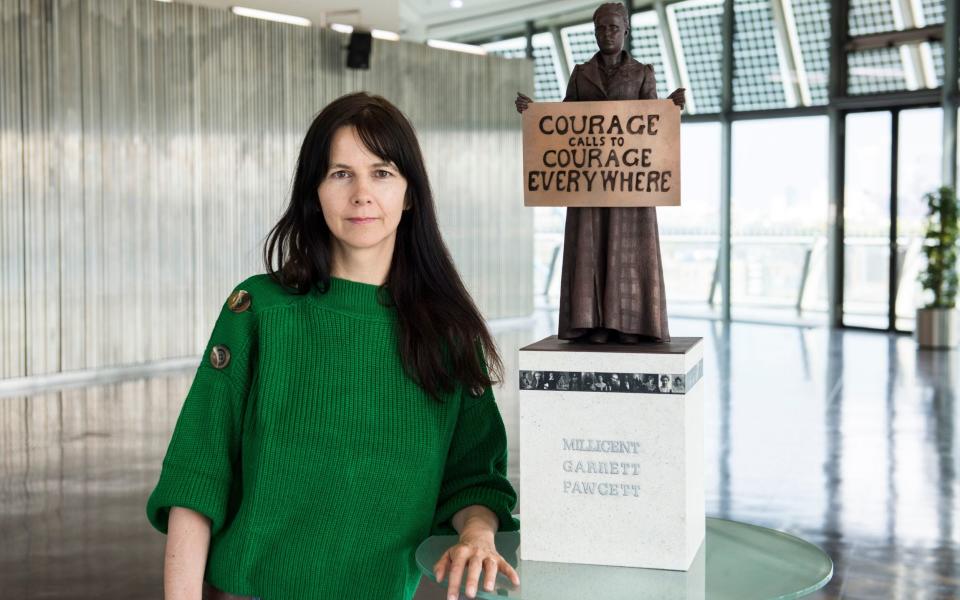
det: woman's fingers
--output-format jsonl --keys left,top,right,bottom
{"left": 433, "top": 551, "right": 450, "bottom": 583}
{"left": 463, "top": 554, "right": 485, "bottom": 597}
{"left": 481, "top": 556, "right": 499, "bottom": 591}
{"left": 498, "top": 556, "right": 520, "bottom": 585}
{"left": 437, "top": 544, "right": 519, "bottom": 598}
{"left": 445, "top": 548, "right": 470, "bottom": 600}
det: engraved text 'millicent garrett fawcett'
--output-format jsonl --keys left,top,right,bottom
{"left": 560, "top": 437, "right": 643, "bottom": 497}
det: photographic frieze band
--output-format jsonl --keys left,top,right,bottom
{"left": 518, "top": 359, "right": 703, "bottom": 394}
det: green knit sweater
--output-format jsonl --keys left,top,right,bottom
{"left": 146, "top": 274, "right": 520, "bottom": 600}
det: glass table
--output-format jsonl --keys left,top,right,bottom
{"left": 416, "top": 517, "right": 833, "bottom": 600}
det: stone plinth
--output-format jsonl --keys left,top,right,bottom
{"left": 518, "top": 336, "right": 704, "bottom": 571}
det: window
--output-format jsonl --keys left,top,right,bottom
{"left": 630, "top": 10, "right": 674, "bottom": 98}
{"left": 847, "top": 0, "right": 943, "bottom": 94}
{"left": 848, "top": 48, "right": 910, "bottom": 94}
{"left": 733, "top": 0, "right": 788, "bottom": 110}
{"left": 849, "top": 0, "right": 897, "bottom": 35}
{"left": 659, "top": 123, "right": 722, "bottom": 317}
{"left": 896, "top": 108, "right": 943, "bottom": 330}
{"left": 561, "top": 22, "right": 597, "bottom": 68}
{"left": 483, "top": 34, "right": 565, "bottom": 101}
{"left": 921, "top": 0, "right": 945, "bottom": 24}
{"left": 791, "top": 0, "right": 830, "bottom": 105}
{"left": 668, "top": 0, "right": 724, "bottom": 114}
{"left": 844, "top": 111, "right": 891, "bottom": 328}
{"left": 731, "top": 116, "right": 830, "bottom": 323}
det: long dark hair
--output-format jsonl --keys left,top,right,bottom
{"left": 263, "top": 92, "right": 503, "bottom": 401}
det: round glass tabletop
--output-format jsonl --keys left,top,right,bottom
{"left": 415, "top": 517, "right": 833, "bottom": 600}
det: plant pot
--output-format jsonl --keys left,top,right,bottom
{"left": 916, "top": 307, "right": 960, "bottom": 349}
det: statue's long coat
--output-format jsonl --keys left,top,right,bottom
{"left": 558, "top": 50, "right": 670, "bottom": 342}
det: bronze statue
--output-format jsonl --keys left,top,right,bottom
{"left": 516, "top": 2, "right": 685, "bottom": 344}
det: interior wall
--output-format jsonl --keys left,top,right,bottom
{"left": 0, "top": 0, "right": 533, "bottom": 379}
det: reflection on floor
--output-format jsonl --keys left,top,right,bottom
{"left": 0, "top": 311, "right": 957, "bottom": 599}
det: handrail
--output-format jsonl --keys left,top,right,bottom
{"left": 535, "top": 233, "right": 926, "bottom": 320}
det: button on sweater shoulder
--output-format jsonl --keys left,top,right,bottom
{"left": 146, "top": 274, "right": 519, "bottom": 600}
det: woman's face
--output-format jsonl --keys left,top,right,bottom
{"left": 594, "top": 12, "right": 626, "bottom": 55}
{"left": 317, "top": 125, "right": 408, "bottom": 263}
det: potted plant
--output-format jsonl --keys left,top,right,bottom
{"left": 917, "top": 185, "right": 959, "bottom": 348}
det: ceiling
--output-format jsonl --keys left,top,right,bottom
{"left": 161, "top": 0, "right": 617, "bottom": 42}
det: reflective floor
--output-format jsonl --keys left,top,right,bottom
{"left": 0, "top": 310, "right": 957, "bottom": 599}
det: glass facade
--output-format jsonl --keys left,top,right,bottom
{"left": 485, "top": 0, "right": 947, "bottom": 104}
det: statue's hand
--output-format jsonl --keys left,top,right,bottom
{"left": 668, "top": 88, "right": 686, "bottom": 110}
{"left": 515, "top": 92, "right": 534, "bottom": 114}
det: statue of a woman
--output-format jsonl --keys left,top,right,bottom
{"left": 517, "top": 2, "right": 685, "bottom": 344}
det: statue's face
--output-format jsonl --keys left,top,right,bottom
{"left": 594, "top": 11, "right": 627, "bottom": 55}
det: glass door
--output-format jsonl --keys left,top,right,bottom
{"left": 842, "top": 108, "right": 943, "bottom": 331}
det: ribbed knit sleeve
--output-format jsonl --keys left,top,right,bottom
{"left": 431, "top": 383, "right": 520, "bottom": 536}
{"left": 146, "top": 286, "right": 257, "bottom": 537}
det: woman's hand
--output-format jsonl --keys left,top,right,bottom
{"left": 433, "top": 530, "right": 520, "bottom": 600}
{"left": 515, "top": 92, "right": 533, "bottom": 113}
{"left": 668, "top": 87, "right": 686, "bottom": 110}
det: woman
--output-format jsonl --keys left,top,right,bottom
{"left": 520, "top": 371, "right": 535, "bottom": 389}
{"left": 594, "top": 375, "right": 608, "bottom": 392}
{"left": 146, "top": 92, "right": 520, "bottom": 600}
{"left": 659, "top": 374, "right": 673, "bottom": 393}
{"left": 516, "top": 2, "right": 685, "bottom": 344}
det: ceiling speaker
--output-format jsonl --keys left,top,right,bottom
{"left": 347, "top": 31, "right": 372, "bottom": 69}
